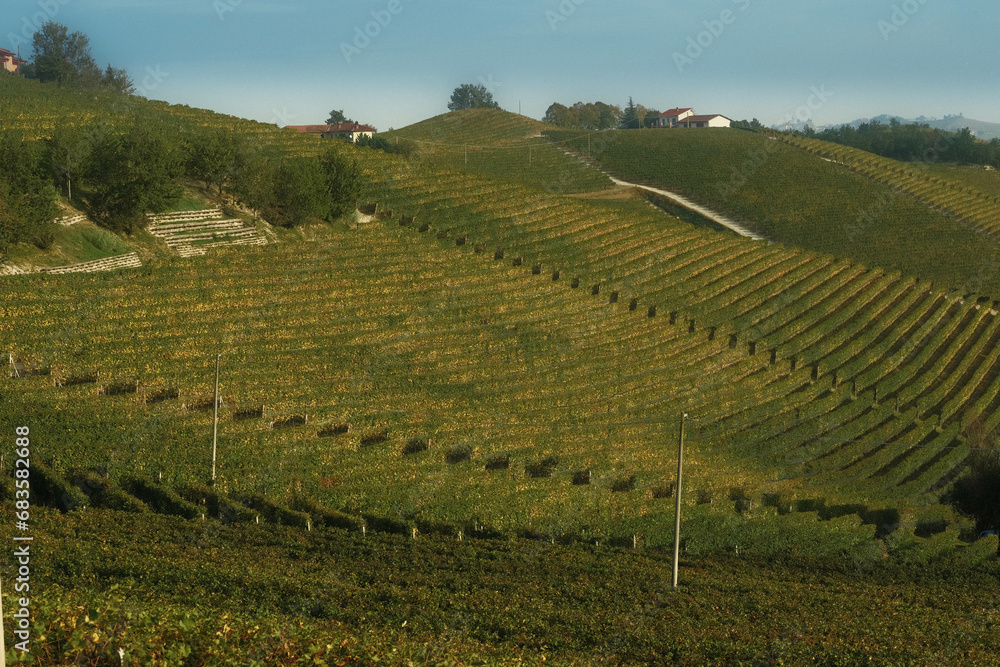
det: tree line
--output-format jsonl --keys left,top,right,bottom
{"left": 0, "top": 121, "right": 363, "bottom": 252}
{"left": 798, "top": 119, "right": 1000, "bottom": 167}
{"left": 0, "top": 22, "right": 366, "bottom": 253}
{"left": 13, "top": 21, "right": 133, "bottom": 94}
{"left": 543, "top": 98, "right": 662, "bottom": 130}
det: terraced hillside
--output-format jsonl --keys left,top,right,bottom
{"left": 550, "top": 128, "right": 1000, "bottom": 297}
{"left": 6, "top": 110, "right": 1000, "bottom": 554}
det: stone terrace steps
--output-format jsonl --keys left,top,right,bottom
{"left": 164, "top": 228, "right": 259, "bottom": 246}
{"left": 38, "top": 252, "right": 142, "bottom": 275}
{"left": 175, "top": 236, "right": 268, "bottom": 257}
{"left": 148, "top": 208, "right": 224, "bottom": 224}
{"left": 54, "top": 214, "right": 88, "bottom": 226}
{"left": 148, "top": 219, "right": 247, "bottom": 237}
{"left": 146, "top": 209, "right": 269, "bottom": 257}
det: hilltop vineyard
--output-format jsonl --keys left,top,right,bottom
{"left": 5, "top": 118, "right": 1000, "bottom": 549}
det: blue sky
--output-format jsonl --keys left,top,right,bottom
{"left": 3, "top": 0, "right": 998, "bottom": 130}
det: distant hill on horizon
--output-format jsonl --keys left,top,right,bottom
{"left": 774, "top": 113, "right": 1000, "bottom": 140}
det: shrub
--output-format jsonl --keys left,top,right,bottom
{"left": 72, "top": 471, "right": 147, "bottom": 513}
{"left": 123, "top": 477, "right": 201, "bottom": 519}
{"left": 484, "top": 454, "right": 510, "bottom": 470}
{"left": 611, "top": 474, "right": 636, "bottom": 493}
{"left": 31, "top": 461, "right": 89, "bottom": 511}
{"left": 445, "top": 444, "right": 473, "bottom": 464}
{"left": 180, "top": 483, "right": 255, "bottom": 524}
{"left": 290, "top": 494, "right": 363, "bottom": 531}
{"left": 526, "top": 456, "right": 558, "bottom": 478}
{"left": 402, "top": 437, "right": 430, "bottom": 455}
{"left": 234, "top": 491, "right": 310, "bottom": 529}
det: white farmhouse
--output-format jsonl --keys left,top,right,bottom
{"left": 657, "top": 108, "right": 732, "bottom": 129}
{"left": 656, "top": 108, "right": 695, "bottom": 127}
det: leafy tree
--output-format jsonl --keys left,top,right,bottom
{"left": 732, "top": 118, "right": 765, "bottom": 132}
{"left": 572, "top": 102, "right": 601, "bottom": 130}
{"left": 947, "top": 425, "right": 1000, "bottom": 555}
{"left": 640, "top": 107, "right": 661, "bottom": 129}
{"left": 318, "top": 146, "right": 361, "bottom": 220}
{"left": 543, "top": 103, "right": 571, "bottom": 127}
{"left": 101, "top": 65, "right": 134, "bottom": 95}
{"left": 447, "top": 83, "right": 500, "bottom": 112}
{"left": 269, "top": 158, "right": 327, "bottom": 227}
{"left": 30, "top": 21, "right": 100, "bottom": 87}
{"left": 266, "top": 148, "right": 361, "bottom": 227}
{"left": 46, "top": 126, "right": 91, "bottom": 202}
{"left": 544, "top": 102, "right": 621, "bottom": 130}
{"left": 326, "top": 109, "right": 351, "bottom": 124}
{"left": 809, "top": 121, "right": 1000, "bottom": 167}
{"left": 0, "top": 133, "right": 57, "bottom": 251}
{"left": 619, "top": 97, "right": 640, "bottom": 130}
{"left": 186, "top": 129, "right": 240, "bottom": 195}
{"left": 86, "top": 123, "right": 182, "bottom": 233}
{"left": 231, "top": 147, "right": 276, "bottom": 222}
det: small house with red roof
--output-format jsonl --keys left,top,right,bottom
{"left": 1, "top": 48, "right": 26, "bottom": 74}
{"left": 286, "top": 122, "right": 375, "bottom": 143}
{"left": 657, "top": 108, "right": 695, "bottom": 127}
{"left": 657, "top": 108, "right": 731, "bottom": 129}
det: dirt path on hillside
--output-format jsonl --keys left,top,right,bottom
{"left": 560, "top": 149, "right": 768, "bottom": 242}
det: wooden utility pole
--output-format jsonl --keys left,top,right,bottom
{"left": 211, "top": 354, "right": 220, "bottom": 484}
{"left": 672, "top": 413, "right": 687, "bottom": 590}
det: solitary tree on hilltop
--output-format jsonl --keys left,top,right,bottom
{"left": 448, "top": 83, "right": 500, "bottom": 112}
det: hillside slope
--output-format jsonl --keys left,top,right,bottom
{"left": 384, "top": 109, "right": 613, "bottom": 194}
{"left": 5, "top": 89, "right": 1000, "bottom": 664}
{"left": 551, "top": 127, "right": 1000, "bottom": 297}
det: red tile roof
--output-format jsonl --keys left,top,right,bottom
{"left": 287, "top": 125, "right": 332, "bottom": 134}
{"left": 287, "top": 122, "right": 376, "bottom": 134}
{"left": 328, "top": 122, "right": 375, "bottom": 133}
{"left": 682, "top": 114, "right": 731, "bottom": 123}
{"left": 0, "top": 47, "right": 26, "bottom": 63}
{"left": 659, "top": 108, "right": 693, "bottom": 117}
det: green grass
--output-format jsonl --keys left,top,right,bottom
{"left": 5, "top": 223, "right": 131, "bottom": 267}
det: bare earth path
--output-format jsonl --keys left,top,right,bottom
{"left": 560, "top": 148, "right": 768, "bottom": 242}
